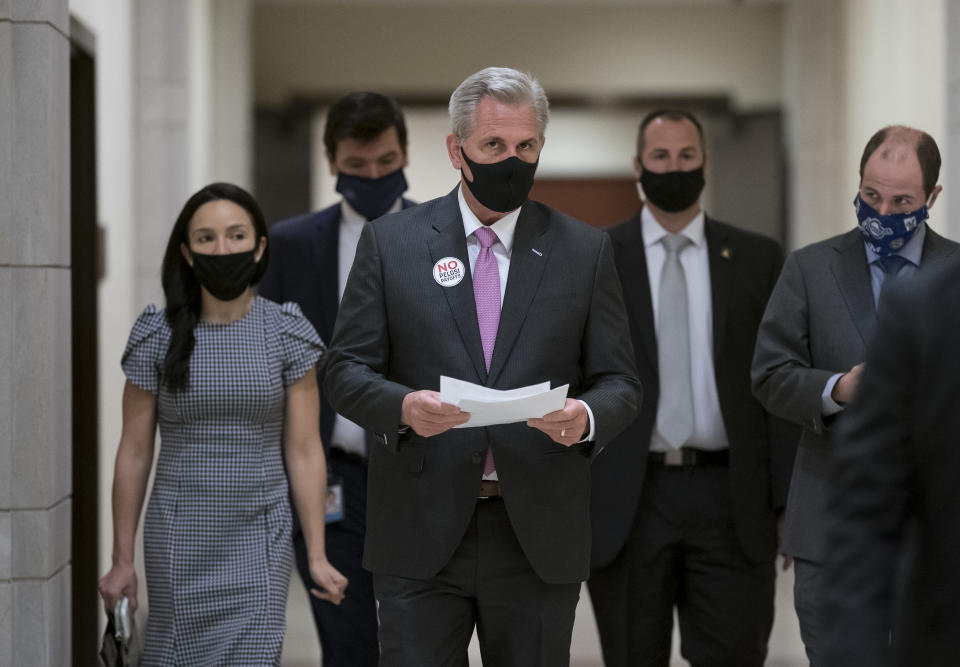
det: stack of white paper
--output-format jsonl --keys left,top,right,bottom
{"left": 439, "top": 376, "right": 569, "bottom": 428}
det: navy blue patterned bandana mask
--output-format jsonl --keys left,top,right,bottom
{"left": 335, "top": 168, "right": 408, "bottom": 221}
{"left": 854, "top": 194, "right": 928, "bottom": 256}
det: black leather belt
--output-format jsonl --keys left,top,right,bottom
{"left": 648, "top": 448, "right": 729, "bottom": 466}
{"left": 478, "top": 480, "right": 502, "bottom": 498}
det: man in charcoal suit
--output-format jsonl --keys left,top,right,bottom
{"left": 823, "top": 258, "right": 960, "bottom": 666}
{"left": 323, "top": 67, "right": 640, "bottom": 666}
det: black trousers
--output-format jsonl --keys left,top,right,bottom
{"left": 589, "top": 462, "right": 775, "bottom": 667}
{"left": 292, "top": 449, "right": 378, "bottom": 667}
{"left": 374, "top": 498, "right": 581, "bottom": 667}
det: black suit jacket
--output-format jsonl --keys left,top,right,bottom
{"left": 323, "top": 188, "right": 641, "bottom": 583}
{"left": 824, "top": 260, "right": 960, "bottom": 666}
{"left": 258, "top": 200, "right": 415, "bottom": 446}
{"left": 590, "top": 211, "right": 791, "bottom": 568}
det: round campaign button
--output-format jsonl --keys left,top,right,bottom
{"left": 433, "top": 257, "right": 465, "bottom": 287}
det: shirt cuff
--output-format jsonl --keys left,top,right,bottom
{"left": 821, "top": 373, "right": 845, "bottom": 416}
{"left": 577, "top": 399, "right": 596, "bottom": 442}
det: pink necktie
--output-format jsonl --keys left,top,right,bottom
{"left": 473, "top": 226, "right": 500, "bottom": 475}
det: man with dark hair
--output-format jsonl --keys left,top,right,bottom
{"left": 752, "top": 124, "right": 960, "bottom": 663}
{"left": 259, "top": 91, "right": 414, "bottom": 667}
{"left": 321, "top": 91, "right": 408, "bottom": 185}
{"left": 589, "top": 108, "right": 788, "bottom": 666}
{"left": 635, "top": 108, "right": 706, "bottom": 155}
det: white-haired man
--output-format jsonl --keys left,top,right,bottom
{"left": 324, "top": 67, "right": 640, "bottom": 664}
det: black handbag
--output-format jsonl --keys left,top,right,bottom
{"left": 98, "top": 599, "right": 141, "bottom": 667}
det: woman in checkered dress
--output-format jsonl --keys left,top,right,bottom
{"left": 98, "top": 183, "right": 347, "bottom": 666}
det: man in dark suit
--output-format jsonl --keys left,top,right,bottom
{"left": 259, "top": 91, "right": 415, "bottom": 667}
{"left": 323, "top": 67, "right": 640, "bottom": 666}
{"left": 822, "top": 259, "right": 960, "bottom": 667}
{"left": 588, "top": 109, "right": 788, "bottom": 667}
{"left": 752, "top": 125, "right": 960, "bottom": 663}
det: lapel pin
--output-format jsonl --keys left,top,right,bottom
{"left": 720, "top": 247, "right": 732, "bottom": 259}
{"left": 432, "top": 256, "right": 466, "bottom": 287}
{"left": 531, "top": 248, "right": 543, "bottom": 257}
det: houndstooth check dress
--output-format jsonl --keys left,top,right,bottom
{"left": 122, "top": 297, "right": 324, "bottom": 666}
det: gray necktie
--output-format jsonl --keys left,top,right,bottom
{"left": 656, "top": 233, "right": 694, "bottom": 448}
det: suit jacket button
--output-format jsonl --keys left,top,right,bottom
{"left": 472, "top": 451, "right": 483, "bottom": 465}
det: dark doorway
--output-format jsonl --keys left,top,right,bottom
{"left": 70, "top": 16, "right": 100, "bottom": 665}
{"left": 254, "top": 107, "right": 313, "bottom": 225}
{"left": 530, "top": 178, "right": 639, "bottom": 229}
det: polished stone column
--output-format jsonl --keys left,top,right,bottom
{"left": 0, "top": 0, "right": 73, "bottom": 664}
{"left": 781, "top": 0, "right": 846, "bottom": 250}
{"left": 133, "top": 0, "right": 193, "bottom": 308}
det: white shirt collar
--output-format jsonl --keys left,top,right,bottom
{"left": 641, "top": 205, "right": 706, "bottom": 248}
{"left": 340, "top": 196, "right": 403, "bottom": 225}
{"left": 457, "top": 185, "right": 519, "bottom": 253}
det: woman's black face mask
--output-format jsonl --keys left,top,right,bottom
{"left": 190, "top": 248, "right": 259, "bottom": 301}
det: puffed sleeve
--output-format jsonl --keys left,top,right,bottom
{"left": 278, "top": 301, "right": 326, "bottom": 386}
{"left": 120, "top": 304, "right": 169, "bottom": 394}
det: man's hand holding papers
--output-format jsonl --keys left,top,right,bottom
{"left": 400, "top": 390, "right": 470, "bottom": 437}
{"left": 400, "top": 377, "right": 581, "bottom": 442}
{"left": 526, "top": 398, "right": 589, "bottom": 446}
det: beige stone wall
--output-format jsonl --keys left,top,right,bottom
{"left": 783, "top": 0, "right": 952, "bottom": 250}
{"left": 948, "top": 0, "right": 960, "bottom": 243}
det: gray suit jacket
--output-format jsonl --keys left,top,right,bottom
{"left": 323, "top": 188, "right": 641, "bottom": 583}
{"left": 751, "top": 226, "right": 959, "bottom": 562}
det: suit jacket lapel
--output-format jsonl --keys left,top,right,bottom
{"left": 615, "top": 212, "right": 658, "bottom": 369}
{"left": 487, "top": 202, "right": 552, "bottom": 385}
{"left": 705, "top": 217, "right": 734, "bottom": 358}
{"left": 831, "top": 229, "right": 875, "bottom": 346}
{"left": 313, "top": 210, "right": 341, "bottom": 342}
{"left": 427, "top": 190, "right": 488, "bottom": 382}
{"left": 920, "top": 227, "right": 959, "bottom": 267}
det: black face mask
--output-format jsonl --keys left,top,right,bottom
{"left": 639, "top": 166, "right": 706, "bottom": 213}
{"left": 460, "top": 148, "right": 538, "bottom": 213}
{"left": 335, "top": 168, "right": 408, "bottom": 220}
{"left": 190, "top": 248, "right": 259, "bottom": 301}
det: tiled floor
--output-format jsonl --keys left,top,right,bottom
{"left": 282, "top": 557, "right": 807, "bottom": 666}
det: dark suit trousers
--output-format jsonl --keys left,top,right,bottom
{"left": 373, "top": 497, "right": 581, "bottom": 667}
{"left": 793, "top": 556, "right": 827, "bottom": 666}
{"left": 589, "top": 461, "right": 775, "bottom": 667}
{"left": 292, "top": 449, "right": 378, "bottom": 667}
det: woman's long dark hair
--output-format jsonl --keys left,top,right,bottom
{"left": 160, "top": 182, "right": 270, "bottom": 391}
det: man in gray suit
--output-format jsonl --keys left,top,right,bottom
{"left": 751, "top": 125, "right": 960, "bottom": 664}
{"left": 323, "top": 67, "right": 640, "bottom": 666}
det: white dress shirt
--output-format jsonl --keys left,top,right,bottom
{"left": 456, "top": 187, "right": 596, "bottom": 479}
{"left": 641, "top": 206, "right": 729, "bottom": 452}
{"left": 330, "top": 197, "right": 403, "bottom": 456}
